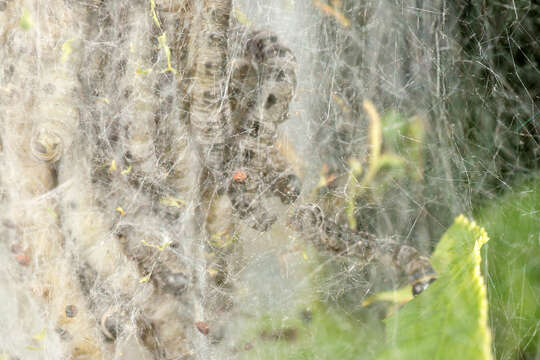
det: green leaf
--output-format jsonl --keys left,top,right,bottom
{"left": 377, "top": 215, "right": 493, "bottom": 360}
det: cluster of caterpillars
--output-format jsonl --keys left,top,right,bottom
{"left": 189, "top": 6, "right": 302, "bottom": 232}
{"left": 226, "top": 29, "right": 302, "bottom": 231}
{"left": 0, "top": 0, "right": 302, "bottom": 358}
{"left": 0, "top": 0, "right": 435, "bottom": 359}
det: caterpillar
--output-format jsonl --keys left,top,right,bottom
{"left": 45, "top": 1, "right": 198, "bottom": 358}
{"left": 188, "top": 0, "right": 233, "bottom": 180}
{"left": 0, "top": 1, "right": 104, "bottom": 358}
{"left": 230, "top": 29, "right": 298, "bottom": 176}
{"left": 226, "top": 28, "right": 301, "bottom": 231}
{"left": 113, "top": 0, "right": 160, "bottom": 181}
{"left": 290, "top": 204, "right": 437, "bottom": 295}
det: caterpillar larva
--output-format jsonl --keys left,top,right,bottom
{"left": 58, "top": 148, "right": 157, "bottom": 349}
{"left": 105, "top": 2, "right": 206, "bottom": 357}
{"left": 290, "top": 204, "right": 436, "bottom": 295}
{"left": 53, "top": 1, "right": 162, "bottom": 353}
{"left": 188, "top": 0, "right": 233, "bottom": 179}
{"left": 1, "top": 1, "right": 305, "bottom": 357}
{"left": 66, "top": 0, "right": 206, "bottom": 354}
{"left": 110, "top": 0, "right": 160, "bottom": 180}
{"left": 236, "top": 29, "right": 297, "bottom": 171}
{"left": 154, "top": 2, "right": 193, "bottom": 193}
{"left": 0, "top": 1, "right": 103, "bottom": 358}
{"left": 226, "top": 29, "right": 301, "bottom": 231}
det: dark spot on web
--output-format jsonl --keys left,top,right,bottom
{"left": 203, "top": 90, "right": 214, "bottom": 100}
{"left": 116, "top": 59, "right": 127, "bottom": 74}
{"left": 265, "top": 94, "right": 277, "bottom": 109}
{"left": 248, "top": 121, "right": 260, "bottom": 137}
{"left": 124, "top": 151, "right": 133, "bottom": 162}
{"left": 243, "top": 149, "right": 255, "bottom": 162}
{"left": 55, "top": 327, "right": 73, "bottom": 341}
{"left": 65, "top": 304, "right": 78, "bottom": 318}
{"left": 123, "top": 86, "right": 133, "bottom": 99}
{"left": 276, "top": 70, "right": 286, "bottom": 82}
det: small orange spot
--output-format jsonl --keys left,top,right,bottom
{"left": 321, "top": 163, "right": 329, "bottom": 173}
{"left": 195, "top": 321, "right": 210, "bottom": 335}
{"left": 232, "top": 170, "right": 247, "bottom": 183}
{"left": 325, "top": 173, "right": 337, "bottom": 185}
{"left": 15, "top": 253, "right": 31, "bottom": 266}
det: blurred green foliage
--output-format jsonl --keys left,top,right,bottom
{"left": 237, "top": 302, "right": 384, "bottom": 360}
{"left": 475, "top": 178, "right": 540, "bottom": 360}
{"left": 345, "top": 104, "right": 425, "bottom": 231}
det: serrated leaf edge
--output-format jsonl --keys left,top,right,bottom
{"left": 455, "top": 214, "right": 492, "bottom": 360}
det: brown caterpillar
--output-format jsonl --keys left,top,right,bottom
{"left": 226, "top": 29, "right": 301, "bottom": 231}
{"left": 56, "top": 1, "right": 196, "bottom": 358}
{"left": 231, "top": 29, "right": 297, "bottom": 174}
{"left": 188, "top": 0, "right": 233, "bottom": 179}
{"left": 0, "top": 1, "right": 105, "bottom": 358}
{"left": 290, "top": 204, "right": 436, "bottom": 296}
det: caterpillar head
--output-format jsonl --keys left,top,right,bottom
{"left": 411, "top": 276, "right": 437, "bottom": 296}
{"left": 272, "top": 173, "right": 301, "bottom": 204}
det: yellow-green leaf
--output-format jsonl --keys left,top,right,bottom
{"left": 377, "top": 215, "right": 492, "bottom": 360}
